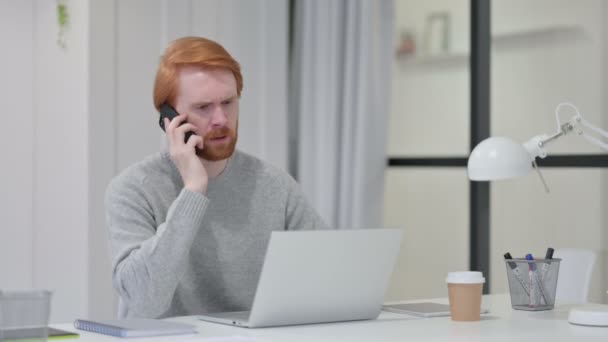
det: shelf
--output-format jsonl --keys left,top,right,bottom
{"left": 395, "top": 25, "right": 584, "bottom": 67}
{"left": 493, "top": 25, "right": 584, "bottom": 42}
{"left": 493, "top": 25, "right": 585, "bottom": 47}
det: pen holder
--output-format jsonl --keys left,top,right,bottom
{"left": 0, "top": 290, "right": 52, "bottom": 341}
{"left": 504, "top": 258, "right": 561, "bottom": 311}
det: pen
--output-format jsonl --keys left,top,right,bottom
{"left": 526, "top": 253, "right": 549, "bottom": 306}
{"left": 540, "top": 247, "right": 554, "bottom": 303}
{"left": 504, "top": 252, "right": 530, "bottom": 296}
{"left": 526, "top": 254, "right": 536, "bottom": 307}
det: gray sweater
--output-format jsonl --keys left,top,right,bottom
{"left": 105, "top": 150, "right": 328, "bottom": 318}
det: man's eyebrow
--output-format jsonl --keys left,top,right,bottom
{"left": 222, "top": 94, "right": 238, "bottom": 101}
{"left": 191, "top": 101, "right": 211, "bottom": 107}
{"left": 191, "top": 95, "right": 238, "bottom": 107}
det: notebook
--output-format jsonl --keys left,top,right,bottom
{"left": 197, "top": 228, "right": 403, "bottom": 328}
{"left": 73, "top": 318, "right": 196, "bottom": 338}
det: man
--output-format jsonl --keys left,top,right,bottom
{"left": 105, "top": 36, "right": 327, "bottom": 319}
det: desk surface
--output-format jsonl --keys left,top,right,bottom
{"left": 54, "top": 294, "right": 608, "bottom": 341}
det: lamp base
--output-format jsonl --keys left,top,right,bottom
{"left": 568, "top": 305, "right": 608, "bottom": 327}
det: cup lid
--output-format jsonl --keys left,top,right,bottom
{"left": 446, "top": 271, "right": 485, "bottom": 284}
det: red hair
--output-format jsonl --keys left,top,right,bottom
{"left": 153, "top": 36, "right": 243, "bottom": 110}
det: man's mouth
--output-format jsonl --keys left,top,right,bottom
{"left": 209, "top": 135, "right": 228, "bottom": 142}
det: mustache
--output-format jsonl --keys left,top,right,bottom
{"left": 204, "top": 126, "right": 231, "bottom": 140}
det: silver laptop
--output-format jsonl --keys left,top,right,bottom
{"left": 197, "top": 228, "right": 402, "bottom": 328}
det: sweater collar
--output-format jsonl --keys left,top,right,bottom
{"left": 162, "top": 150, "right": 238, "bottom": 187}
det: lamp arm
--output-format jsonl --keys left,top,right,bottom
{"left": 577, "top": 115, "right": 608, "bottom": 151}
{"left": 524, "top": 103, "right": 608, "bottom": 159}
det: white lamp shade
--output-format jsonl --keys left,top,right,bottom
{"left": 467, "top": 137, "right": 533, "bottom": 180}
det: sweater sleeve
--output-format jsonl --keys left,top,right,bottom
{"left": 105, "top": 176, "right": 208, "bottom": 318}
{"left": 284, "top": 175, "right": 330, "bottom": 231}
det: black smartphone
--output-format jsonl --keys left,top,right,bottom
{"left": 159, "top": 103, "right": 194, "bottom": 143}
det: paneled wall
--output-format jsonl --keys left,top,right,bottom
{"left": 1, "top": 0, "right": 36, "bottom": 292}
{"left": 1, "top": 0, "right": 90, "bottom": 323}
{"left": 1, "top": 0, "right": 288, "bottom": 322}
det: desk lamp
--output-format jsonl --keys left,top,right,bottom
{"left": 467, "top": 102, "right": 608, "bottom": 327}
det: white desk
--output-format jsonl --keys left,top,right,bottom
{"left": 54, "top": 294, "right": 608, "bottom": 341}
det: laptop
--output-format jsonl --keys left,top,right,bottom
{"left": 197, "top": 228, "right": 402, "bottom": 328}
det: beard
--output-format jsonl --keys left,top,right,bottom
{"left": 195, "top": 121, "right": 238, "bottom": 161}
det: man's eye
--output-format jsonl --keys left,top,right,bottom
{"left": 222, "top": 100, "right": 232, "bottom": 105}
{"left": 199, "top": 104, "right": 209, "bottom": 110}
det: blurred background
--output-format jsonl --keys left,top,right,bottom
{"left": 1, "top": 0, "right": 606, "bottom": 323}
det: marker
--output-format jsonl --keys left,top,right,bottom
{"left": 504, "top": 253, "right": 530, "bottom": 296}
{"left": 541, "top": 247, "right": 554, "bottom": 278}
{"left": 545, "top": 248, "right": 555, "bottom": 260}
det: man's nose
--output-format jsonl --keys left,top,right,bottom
{"left": 209, "top": 106, "right": 228, "bottom": 127}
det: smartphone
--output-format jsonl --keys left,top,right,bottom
{"left": 159, "top": 103, "right": 194, "bottom": 143}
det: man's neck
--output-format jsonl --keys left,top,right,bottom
{"left": 201, "top": 157, "right": 229, "bottom": 179}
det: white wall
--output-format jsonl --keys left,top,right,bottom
{"left": 384, "top": 168, "right": 469, "bottom": 301}
{"left": 1, "top": 0, "right": 288, "bottom": 323}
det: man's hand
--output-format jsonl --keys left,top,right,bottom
{"left": 165, "top": 115, "right": 208, "bottom": 194}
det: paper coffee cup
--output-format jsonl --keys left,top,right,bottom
{"left": 446, "top": 271, "right": 485, "bottom": 321}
